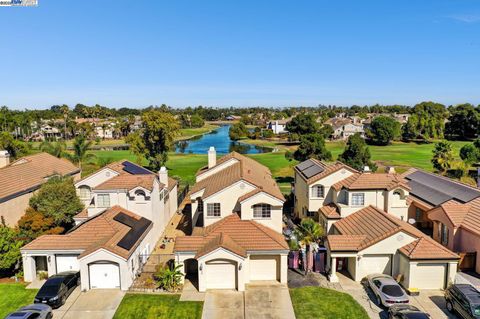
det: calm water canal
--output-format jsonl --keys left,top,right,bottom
{"left": 174, "top": 125, "right": 271, "bottom": 155}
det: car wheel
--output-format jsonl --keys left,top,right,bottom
{"left": 446, "top": 300, "right": 454, "bottom": 313}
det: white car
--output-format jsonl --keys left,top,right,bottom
{"left": 365, "top": 274, "right": 409, "bottom": 307}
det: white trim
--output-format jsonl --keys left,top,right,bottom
{"left": 239, "top": 191, "right": 284, "bottom": 204}
{"left": 75, "top": 168, "right": 119, "bottom": 187}
{"left": 197, "top": 247, "right": 245, "bottom": 261}
{"left": 78, "top": 248, "right": 128, "bottom": 262}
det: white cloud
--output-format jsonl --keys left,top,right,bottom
{"left": 449, "top": 14, "right": 480, "bottom": 23}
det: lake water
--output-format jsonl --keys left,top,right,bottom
{"left": 174, "top": 125, "right": 271, "bottom": 154}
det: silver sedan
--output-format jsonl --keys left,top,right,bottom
{"left": 5, "top": 303, "right": 53, "bottom": 319}
{"left": 365, "top": 274, "right": 409, "bottom": 308}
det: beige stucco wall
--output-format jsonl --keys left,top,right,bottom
{"left": 239, "top": 192, "right": 284, "bottom": 233}
{"left": 457, "top": 228, "right": 480, "bottom": 273}
{"left": 429, "top": 210, "right": 457, "bottom": 251}
{"left": 0, "top": 192, "right": 33, "bottom": 226}
{"left": 202, "top": 181, "right": 256, "bottom": 227}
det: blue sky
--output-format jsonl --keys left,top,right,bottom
{"left": 1, "top": 0, "right": 480, "bottom": 109}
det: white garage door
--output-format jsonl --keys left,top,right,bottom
{"left": 89, "top": 263, "right": 120, "bottom": 289}
{"left": 56, "top": 255, "right": 80, "bottom": 273}
{"left": 361, "top": 255, "right": 392, "bottom": 276}
{"left": 414, "top": 263, "right": 446, "bottom": 289}
{"left": 250, "top": 255, "right": 278, "bottom": 281}
{"left": 205, "top": 260, "right": 236, "bottom": 289}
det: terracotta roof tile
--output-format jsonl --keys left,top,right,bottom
{"left": 327, "top": 235, "right": 367, "bottom": 251}
{"left": 21, "top": 205, "right": 151, "bottom": 259}
{"left": 399, "top": 237, "right": 459, "bottom": 260}
{"left": 190, "top": 152, "right": 284, "bottom": 202}
{"left": 319, "top": 204, "right": 341, "bottom": 219}
{"left": 195, "top": 233, "right": 247, "bottom": 258}
{"left": 427, "top": 200, "right": 471, "bottom": 227}
{"left": 332, "top": 173, "right": 410, "bottom": 191}
{"left": 174, "top": 214, "right": 288, "bottom": 254}
{"left": 0, "top": 153, "right": 80, "bottom": 201}
{"left": 94, "top": 174, "right": 156, "bottom": 191}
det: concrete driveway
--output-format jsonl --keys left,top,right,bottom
{"left": 53, "top": 288, "right": 125, "bottom": 319}
{"left": 202, "top": 282, "right": 295, "bottom": 319}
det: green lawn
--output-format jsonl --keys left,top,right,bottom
{"left": 177, "top": 124, "right": 219, "bottom": 140}
{"left": 290, "top": 287, "right": 369, "bottom": 319}
{"left": 0, "top": 284, "right": 38, "bottom": 318}
{"left": 113, "top": 294, "right": 203, "bottom": 319}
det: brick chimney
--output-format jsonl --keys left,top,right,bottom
{"left": 159, "top": 166, "right": 168, "bottom": 188}
{"left": 0, "top": 150, "right": 10, "bottom": 169}
{"left": 208, "top": 146, "right": 216, "bottom": 169}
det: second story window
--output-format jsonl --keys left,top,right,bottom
{"left": 311, "top": 185, "right": 324, "bottom": 198}
{"left": 351, "top": 193, "right": 365, "bottom": 206}
{"left": 97, "top": 194, "right": 111, "bottom": 208}
{"left": 207, "top": 203, "right": 221, "bottom": 217}
{"left": 253, "top": 204, "right": 271, "bottom": 218}
{"left": 78, "top": 186, "right": 91, "bottom": 200}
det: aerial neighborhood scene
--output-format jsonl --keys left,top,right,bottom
{"left": 1, "top": 1, "right": 480, "bottom": 319}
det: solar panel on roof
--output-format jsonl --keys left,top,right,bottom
{"left": 302, "top": 165, "right": 324, "bottom": 178}
{"left": 406, "top": 170, "right": 480, "bottom": 205}
{"left": 122, "top": 161, "right": 153, "bottom": 175}
{"left": 113, "top": 212, "right": 152, "bottom": 250}
{"left": 296, "top": 159, "right": 315, "bottom": 171}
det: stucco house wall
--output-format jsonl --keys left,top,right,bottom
{"left": 239, "top": 192, "right": 284, "bottom": 233}
{"left": 457, "top": 228, "right": 480, "bottom": 273}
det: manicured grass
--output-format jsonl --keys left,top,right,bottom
{"left": 178, "top": 124, "right": 219, "bottom": 140}
{"left": 113, "top": 294, "right": 203, "bottom": 319}
{"left": 0, "top": 284, "right": 38, "bottom": 318}
{"left": 290, "top": 286, "right": 369, "bottom": 319}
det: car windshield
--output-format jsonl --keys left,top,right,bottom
{"left": 382, "top": 284, "right": 403, "bottom": 297}
{"left": 405, "top": 313, "right": 430, "bottom": 319}
{"left": 38, "top": 281, "right": 61, "bottom": 295}
{"left": 472, "top": 305, "right": 480, "bottom": 318}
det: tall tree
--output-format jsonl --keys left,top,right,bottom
{"left": 142, "top": 110, "right": 179, "bottom": 170}
{"left": 445, "top": 104, "right": 480, "bottom": 140}
{"left": 366, "top": 116, "right": 400, "bottom": 145}
{"left": 403, "top": 101, "right": 448, "bottom": 141}
{"left": 293, "top": 133, "right": 332, "bottom": 162}
{"left": 286, "top": 113, "right": 319, "bottom": 135}
{"left": 0, "top": 226, "right": 23, "bottom": 274}
{"left": 229, "top": 122, "right": 248, "bottom": 140}
{"left": 39, "top": 140, "right": 68, "bottom": 158}
{"left": 338, "top": 133, "right": 377, "bottom": 171}
{"left": 294, "top": 218, "right": 323, "bottom": 275}
{"left": 0, "top": 132, "right": 29, "bottom": 159}
{"left": 431, "top": 141, "right": 454, "bottom": 173}
{"left": 69, "top": 134, "right": 95, "bottom": 169}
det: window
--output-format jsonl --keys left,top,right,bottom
{"left": 159, "top": 189, "right": 164, "bottom": 201}
{"left": 351, "top": 193, "right": 365, "bottom": 206}
{"left": 134, "top": 190, "right": 146, "bottom": 201}
{"left": 306, "top": 210, "right": 315, "bottom": 217}
{"left": 78, "top": 186, "right": 91, "bottom": 200}
{"left": 441, "top": 223, "right": 449, "bottom": 246}
{"left": 253, "top": 204, "right": 271, "bottom": 218}
{"left": 415, "top": 207, "right": 423, "bottom": 221}
{"left": 207, "top": 203, "right": 221, "bottom": 217}
{"left": 311, "top": 185, "right": 324, "bottom": 198}
{"left": 197, "top": 199, "right": 204, "bottom": 213}
{"left": 97, "top": 194, "right": 110, "bottom": 208}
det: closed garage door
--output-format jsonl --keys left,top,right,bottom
{"left": 205, "top": 260, "right": 236, "bottom": 289}
{"left": 250, "top": 255, "right": 279, "bottom": 281}
{"left": 361, "top": 255, "right": 392, "bottom": 277}
{"left": 56, "top": 255, "right": 80, "bottom": 273}
{"left": 89, "top": 263, "right": 120, "bottom": 289}
{"left": 413, "top": 263, "right": 446, "bottom": 289}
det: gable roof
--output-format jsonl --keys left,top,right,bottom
{"left": 0, "top": 153, "right": 80, "bottom": 202}
{"left": 21, "top": 205, "right": 152, "bottom": 260}
{"left": 427, "top": 200, "right": 471, "bottom": 228}
{"left": 319, "top": 204, "right": 341, "bottom": 219}
{"left": 403, "top": 169, "right": 480, "bottom": 206}
{"left": 328, "top": 205, "right": 459, "bottom": 260}
{"left": 294, "top": 159, "right": 357, "bottom": 185}
{"left": 94, "top": 174, "right": 157, "bottom": 191}
{"left": 174, "top": 214, "right": 288, "bottom": 256}
{"left": 190, "top": 152, "right": 284, "bottom": 201}
{"left": 399, "top": 237, "right": 459, "bottom": 260}
{"left": 332, "top": 173, "right": 410, "bottom": 192}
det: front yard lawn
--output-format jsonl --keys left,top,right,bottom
{"left": 290, "top": 286, "right": 369, "bottom": 319}
{"left": 113, "top": 294, "right": 203, "bottom": 319}
{"left": 0, "top": 283, "right": 38, "bottom": 318}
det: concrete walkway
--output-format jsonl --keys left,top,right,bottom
{"left": 180, "top": 279, "right": 205, "bottom": 302}
{"left": 26, "top": 279, "right": 46, "bottom": 289}
{"left": 202, "top": 282, "right": 295, "bottom": 319}
{"left": 53, "top": 288, "right": 125, "bottom": 319}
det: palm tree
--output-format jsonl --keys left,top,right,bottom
{"left": 39, "top": 140, "right": 68, "bottom": 158}
{"left": 294, "top": 218, "right": 323, "bottom": 275}
{"left": 69, "top": 135, "right": 95, "bottom": 169}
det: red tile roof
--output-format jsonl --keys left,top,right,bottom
{"left": 295, "top": 160, "right": 357, "bottom": 185}
{"left": 0, "top": 153, "right": 80, "bottom": 201}
{"left": 332, "top": 173, "right": 410, "bottom": 191}
{"left": 174, "top": 214, "right": 288, "bottom": 256}
{"left": 22, "top": 206, "right": 151, "bottom": 259}
{"left": 94, "top": 174, "right": 157, "bottom": 191}
{"left": 319, "top": 204, "right": 341, "bottom": 219}
{"left": 399, "top": 237, "right": 459, "bottom": 260}
{"left": 427, "top": 200, "right": 471, "bottom": 227}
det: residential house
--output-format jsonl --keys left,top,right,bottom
{"left": 266, "top": 118, "right": 289, "bottom": 134}
{"left": 0, "top": 152, "right": 81, "bottom": 226}
{"left": 325, "top": 117, "right": 365, "bottom": 140}
{"left": 294, "top": 159, "right": 459, "bottom": 290}
{"left": 174, "top": 147, "right": 288, "bottom": 292}
{"left": 403, "top": 169, "right": 480, "bottom": 273}
{"left": 21, "top": 161, "right": 178, "bottom": 291}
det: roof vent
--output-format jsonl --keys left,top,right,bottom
{"left": 0, "top": 150, "right": 10, "bottom": 169}
{"left": 363, "top": 166, "right": 371, "bottom": 173}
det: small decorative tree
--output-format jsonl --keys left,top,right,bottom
{"left": 155, "top": 264, "right": 184, "bottom": 292}
{"left": 294, "top": 218, "right": 323, "bottom": 275}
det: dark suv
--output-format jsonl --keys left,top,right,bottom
{"left": 34, "top": 271, "right": 80, "bottom": 308}
{"left": 445, "top": 284, "right": 480, "bottom": 319}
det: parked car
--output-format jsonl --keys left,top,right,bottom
{"left": 365, "top": 274, "right": 409, "bottom": 307}
{"left": 34, "top": 271, "right": 80, "bottom": 308}
{"left": 445, "top": 284, "right": 480, "bottom": 319}
{"left": 4, "top": 303, "right": 52, "bottom": 319}
{"left": 388, "top": 304, "right": 430, "bottom": 318}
